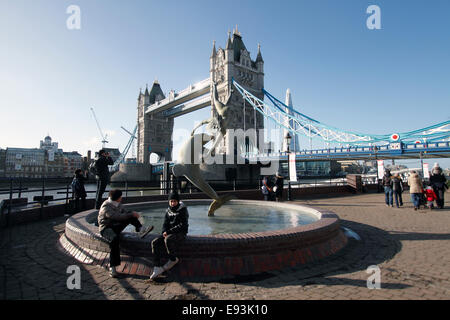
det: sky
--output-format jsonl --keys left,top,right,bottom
{"left": 0, "top": 0, "right": 449, "bottom": 168}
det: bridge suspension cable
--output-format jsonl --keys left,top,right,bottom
{"left": 231, "top": 78, "right": 450, "bottom": 145}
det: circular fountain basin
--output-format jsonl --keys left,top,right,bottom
{"left": 64, "top": 199, "right": 347, "bottom": 279}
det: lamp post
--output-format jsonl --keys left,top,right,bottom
{"left": 285, "top": 132, "right": 292, "bottom": 201}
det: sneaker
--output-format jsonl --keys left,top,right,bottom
{"left": 137, "top": 225, "right": 154, "bottom": 239}
{"left": 150, "top": 266, "right": 164, "bottom": 280}
{"left": 109, "top": 266, "right": 118, "bottom": 278}
{"left": 163, "top": 257, "right": 180, "bottom": 271}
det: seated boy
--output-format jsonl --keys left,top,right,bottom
{"left": 98, "top": 189, "right": 153, "bottom": 277}
{"left": 149, "top": 191, "right": 189, "bottom": 280}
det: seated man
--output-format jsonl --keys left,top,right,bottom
{"left": 98, "top": 189, "right": 153, "bottom": 278}
{"left": 148, "top": 191, "right": 189, "bottom": 280}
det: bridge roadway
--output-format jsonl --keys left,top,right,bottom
{"left": 145, "top": 78, "right": 211, "bottom": 117}
{"left": 150, "top": 141, "right": 449, "bottom": 175}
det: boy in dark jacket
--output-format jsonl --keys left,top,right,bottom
{"left": 72, "top": 169, "right": 87, "bottom": 213}
{"left": 149, "top": 191, "right": 189, "bottom": 280}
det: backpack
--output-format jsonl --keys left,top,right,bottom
{"left": 71, "top": 178, "right": 82, "bottom": 194}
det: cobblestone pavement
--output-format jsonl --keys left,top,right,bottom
{"left": 1, "top": 193, "right": 449, "bottom": 300}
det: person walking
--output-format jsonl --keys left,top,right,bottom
{"left": 382, "top": 169, "right": 394, "bottom": 207}
{"left": 71, "top": 169, "right": 87, "bottom": 214}
{"left": 149, "top": 191, "right": 189, "bottom": 281}
{"left": 274, "top": 172, "right": 285, "bottom": 202}
{"left": 261, "top": 176, "right": 275, "bottom": 201}
{"left": 408, "top": 170, "right": 423, "bottom": 211}
{"left": 392, "top": 173, "right": 404, "bottom": 208}
{"left": 430, "top": 165, "right": 448, "bottom": 209}
{"left": 98, "top": 189, "right": 153, "bottom": 278}
{"left": 94, "top": 149, "right": 114, "bottom": 210}
{"left": 424, "top": 186, "right": 438, "bottom": 210}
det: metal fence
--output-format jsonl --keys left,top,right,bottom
{"left": 0, "top": 176, "right": 351, "bottom": 227}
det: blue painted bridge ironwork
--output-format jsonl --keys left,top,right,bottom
{"left": 247, "top": 141, "right": 450, "bottom": 162}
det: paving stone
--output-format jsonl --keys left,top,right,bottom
{"left": 1, "top": 194, "right": 449, "bottom": 300}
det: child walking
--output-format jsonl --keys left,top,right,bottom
{"left": 424, "top": 186, "right": 438, "bottom": 210}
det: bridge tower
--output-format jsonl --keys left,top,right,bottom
{"left": 210, "top": 26, "right": 265, "bottom": 154}
{"left": 137, "top": 81, "right": 174, "bottom": 164}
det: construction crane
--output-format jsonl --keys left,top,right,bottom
{"left": 120, "top": 126, "right": 136, "bottom": 158}
{"left": 110, "top": 125, "right": 137, "bottom": 172}
{"left": 90, "top": 107, "right": 109, "bottom": 149}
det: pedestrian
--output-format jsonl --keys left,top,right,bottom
{"left": 94, "top": 149, "right": 114, "bottom": 210}
{"left": 274, "top": 172, "right": 284, "bottom": 202}
{"left": 392, "top": 173, "right": 404, "bottom": 208}
{"left": 261, "top": 175, "right": 275, "bottom": 201}
{"left": 408, "top": 170, "right": 423, "bottom": 211}
{"left": 72, "top": 169, "right": 87, "bottom": 214}
{"left": 98, "top": 189, "right": 153, "bottom": 278}
{"left": 424, "top": 186, "right": 438, "bottom": 210}
{"left": 148, "top": 191, "right": 189, "bottom": 281}
{"left": 382, "top": 169, "right": 394, "bottom": 207}
{"left": 429, "top": 165, "right": 448, "bottom": 209}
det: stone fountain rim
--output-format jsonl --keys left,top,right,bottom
{"left": 66, "top": 199, "right": 340, "bottom": 244}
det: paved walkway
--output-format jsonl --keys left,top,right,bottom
{"left": 0, "top": 193, "right": 449, "bottom": 300}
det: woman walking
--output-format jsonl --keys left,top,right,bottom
{"left": 408, "top": 171, "right": 423, "bottom": 211}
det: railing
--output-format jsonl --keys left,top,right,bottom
{"left": 0, "top": 175, "right": 354, "bottom": 227}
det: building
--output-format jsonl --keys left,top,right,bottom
{"left": 63, "top": 151, "right": 83, "bottom": 176}
{"left": 209, "top": 27, "right": 265, "bottom": 154}
{"left": 40, "top": 135, "right": 65, "bottom": 177}
{"left": 137, "top": 81, "right": 173, "bottom": 164}
{"left": 3, "top": 135, "right": 85, "bottom": 178}
{"left": 4, "top": 147, "right": 46, "bottom": 178}
{"left": 136, "top": 27, "right": 265, "bottom": 164}
{"left": 282, "top": 89, "right": 300, "bottom": 153}
{"left": 280, "top": 160, "right": 342, "bottom": 177}
{"left": 0, "top": 148, "right": 6, "bottom": 177}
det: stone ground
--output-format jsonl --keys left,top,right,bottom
{"left": 0, "top": 192, "right": 449, "bottom": 300}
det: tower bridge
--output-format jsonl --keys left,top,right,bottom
{"left": 137, "top": 27, "right": 265, "bottom": 165}
{"left": 128, "top": 27, "right": 449, "bottom": 182}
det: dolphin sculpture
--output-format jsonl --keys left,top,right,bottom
{"left": 172, "top": 81, "right": 236, "bottom": 216}
{"left": 172, "top": 132, "right": 234, "bottom": 216}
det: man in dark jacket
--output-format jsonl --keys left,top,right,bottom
{"left": 94, "top": 149, "right": 114, "bottom": 209}
{"left": 274, "top": 172, "right": 284, "bottom": 202}
{"left": 98, "top": 189, "right": 153, "bottom": 277}
{"left": 382, "top": 169, "right": 393, "bottom": 207}
{"left": 430, "top": 166, "right": 448, "bottom": 209}
{"left": 149, "top": 191, "right": 189, "bottom": 280}
{"left": 391, "top": 173, "right": 404, "bottom": 208}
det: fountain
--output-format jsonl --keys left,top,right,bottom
{"left": 61, "top": 79, "right": 348, "bottom": 279}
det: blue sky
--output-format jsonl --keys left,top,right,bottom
{"left": 0, "top": 0, "right": 449, "bottom": 168}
